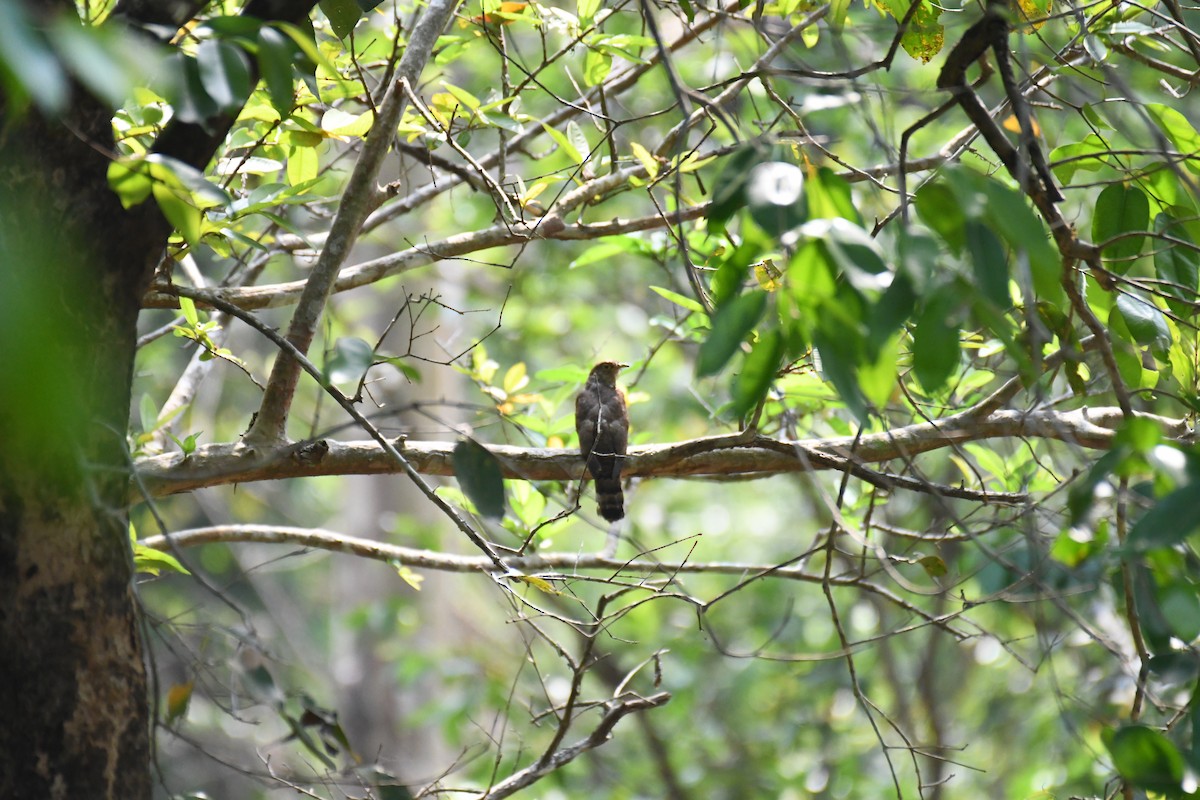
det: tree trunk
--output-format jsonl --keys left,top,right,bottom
{"left": 0, "top": 93, "right": 167, "bottom": 799}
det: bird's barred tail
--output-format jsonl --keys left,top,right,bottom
{"left": 595, "top": 478, "right": 624, "bottom": 522}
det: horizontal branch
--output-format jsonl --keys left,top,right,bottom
{"left": 139, "top": 525, "right": 972, "bottom": 636}
{"left": 142, "top": 203, "right": 706, "bottom": 310}
{"left": 131, "top": 407, "right": 1194, "bottom": 502}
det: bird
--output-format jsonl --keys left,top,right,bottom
{"left": 574, "top": 361, "right": 630, "bottom": 522}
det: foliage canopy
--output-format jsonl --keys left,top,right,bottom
{"left": 6, "top": 0, "right": 1200, "bottom": 794}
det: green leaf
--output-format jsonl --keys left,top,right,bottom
{"left": 441, "top": 82, "right": 481, "bottom": 111}
{"left": 731, "top": 329, "right": 784, "bottom": 416}
{"left": 1125, "top": 482, "right": 1200, "bottom": 552}
{"left": 0, "top": 0, "right": 69, "bottom": 113}
{"left": 1115, "top": 415, "right": 1162, "bottom": 454}
{"left": 707, "top": 144, "right": 768, "bottom": 235}
{"left": 577, "top": 0, "right": 601, "bottom": 23}
{"left": 146, "top": 154, "right": 232, "bottom": 209}
{"left": 196, "top": 38, "right": 251, "bottom": 112}
{"left": 812, "top": 322, "right": 869, "bottom": 422}
{"left": 978, "top": 178, "right": 1062, "bottom": 308}
{"left": 696, "top": 291, "right": 768, "bottom": 377}
{"left": 912, "top": 286, "right": 961, "bottom": 392}
{"left": 130, "top": 526, "right": 191, "bottom": 576}
{"left": 804, "top": 167, "right": 861, "bottom": 225}
{"left": 321, "top": 0, "right": 362, "bottom": 38}
{"left": 745, "top": 161, "right": 806, "bottom": 236}
{"left": 139, "top": 393, "right": 158, "bottom": 434}
{"left": 1145, "top": 104, "right": 1200, "bottom": 175}
{"left": 167, "top": 51, "right": 219, "bottom": 125}
{"left": 179, "top": 296, "right": 199, "bottom": 327}
{"left": 49, "top": 18, "right": 151, "bottom": 109}
{"left": 1153, "top": 214, "right": 1200, "bottom": 314}
{"left": 709, "top": 241, "right": 757, "bottom": 309}
{"left": 1049, "top": 134, "right": 1115, "bottom": 184}
{"left": 107, "top": 158, "right": 152, "bottom": 209}
{"left": 650, "top": 285, "right": 706, "bottom": 314}
{"left": 1114, "top": 293, "right": 1171, "bottom": 357}
{"left": 258, "top": 26, "right": 296, "bottom": 115}
{"left": 168, "top": 431, "right": 203, "bottom": 456}
{"left": 1159, "top": 584, "right": 1200, "bottom": 641}
{"left": 583, "top": 48, "right": 612, "bottom": 86}
{"left": 914, "top": 181, "right": 967, "bottom": 252}
{"left": 857, "top": 332, "right": 899, "bottom": 409}
{"left": 570, "top": 236, "right": 653, "bottom": 268}
{"left": 801, "top": 218, "right": 889, "bottom": 297}
{"left": 200, "top": 16, "right": 266, "bottom": 37}
{"left": 379, "top": 356, "right": 421, "bottom": 382}
{"left": 541, "top": 122, "right": 584, "bottom": 165}
{"left": 287, "top": 144, "right": 319, "bottom": 185}
{"left": 132, "top": 544, "right": 192, "bottom": 576}
{"left": 787, "top": 238, "right": 839, "bottom": 307}
{"left": 1103, "top": 725, "right": 1184, "bottom": 793}
{"left": 326, "top": 337, "right": 375, "bottom": 385}
{"left": 566, "top": 121, "right": 590, "bottom": 165}
{"left": 964, "top": 221, "right": 1010, "bottom": 308}
{"left": 866, "top": 272, "right": 915, "bottom": 356}
{"left": 452, "top": 439, "right": 506, "bottom": 519}
{"left": 152, "top": 182, "right": 203, "bottom": 246}
{"left": 1093, "top": 183, "right": 1149, "bottom": 270}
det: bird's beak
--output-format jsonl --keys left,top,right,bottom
{"left": 616, "top": 362, "right": 631, "bottom": 370}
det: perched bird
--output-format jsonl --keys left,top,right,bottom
{"left": 574, "top": 361, "right": 630, "bottom": 522}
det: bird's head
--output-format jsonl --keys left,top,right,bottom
{"left": 589, "top": 360, "right": 628, "bottom": 385}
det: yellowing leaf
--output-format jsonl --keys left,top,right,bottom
{"left": 514, "top": 574, "right": 560, "bottom": 594}
{"left": 630, "top": 141, "right": 659, "bottom": 179}
{"left": 1014, "top": 0, "right": 1051, "bottom": 32}
{"left": 396, "top": 564, "right": 424, "bottom": 590}
{"left": 467, "top": 1, "right": 528, "bottom": 28}
{"left": 918, "top": 554, "right": 948, "bottom": 578}
{"left": 1002, "top": 114, "right": 1041, "bottom": 137}
{"left": 166, "top": 681, "right": 194, "bottom": 724}
{"left": 753, "top": 259, "right": 782, "bottom": 291}
{"left": 503, "top": 362, "right": 528, "bottom": 393}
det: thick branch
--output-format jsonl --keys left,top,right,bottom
{"left": 131, "top": 407, "right": 1194, "bottom": 500}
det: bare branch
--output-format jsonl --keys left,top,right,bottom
{"left": 244, "top": 0, "right": 463, "bottom": 444}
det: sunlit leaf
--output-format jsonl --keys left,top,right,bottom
{"left": 513, "top": 574, "right": 560, "bottom": 594}
{"left": 1145, "top": 104, "right": 1200, "bottom": 175}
